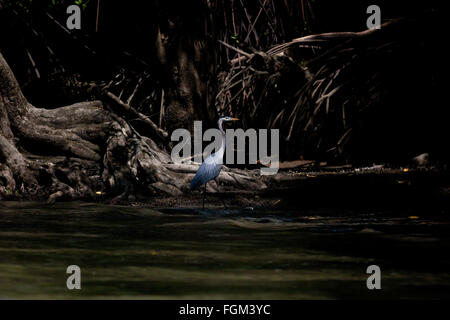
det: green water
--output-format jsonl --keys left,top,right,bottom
{"left": 0, "top": 201, "right": 449, "bottom": 299}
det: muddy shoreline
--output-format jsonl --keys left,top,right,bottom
{"left": 2, "top": 167, "right": 448, "bottom": 213}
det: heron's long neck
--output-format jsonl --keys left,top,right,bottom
{"left": 217, "top": 120, "right": 226, "bottom": 159}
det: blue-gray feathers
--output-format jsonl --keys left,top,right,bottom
{"left": 190, "top": 154, "right": 223, "bottom": 190}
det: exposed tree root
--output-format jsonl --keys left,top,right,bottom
{"left": 0, "top": 52, "right": 266, "bottom": 203}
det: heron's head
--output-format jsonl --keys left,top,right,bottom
{"left": 218, "top": 116, "right": 239, "bottom": 130}
{"left": 218, "top": 115, "right": 239, "bottom": 123}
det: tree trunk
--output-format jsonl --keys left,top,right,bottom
{"left": 154, "top": 11, "right": 218, "bottom": 132}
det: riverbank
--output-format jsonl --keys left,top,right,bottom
{"left": 108, "top": 166, "right": 450, "bottom": 211}
{"left": 1, "top": 166, "right": 449, "bottom": 212}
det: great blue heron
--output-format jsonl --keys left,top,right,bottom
{"left": 190, "top": 116, "right": 239, "bottom": 208}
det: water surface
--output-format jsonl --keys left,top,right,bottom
{"left": 0, "top": 201, "right": 449, "bottom": 299}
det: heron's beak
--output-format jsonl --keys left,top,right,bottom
{"left": 231, "top": 118, "right": 239, "bottom": 121}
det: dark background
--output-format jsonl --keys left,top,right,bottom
{"left": 0, "top": 0, "right": 446, "bottom": 164}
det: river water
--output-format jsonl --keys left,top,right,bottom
{"left": 0, "top": 201, "right": 449, "bottom": 299}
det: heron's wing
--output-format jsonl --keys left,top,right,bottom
{"left": 190, "top": 155, "right": 222, "bottom": 190}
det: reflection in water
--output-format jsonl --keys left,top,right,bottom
{"left": 0, "top": 201, "right": 449, "bottom": 299}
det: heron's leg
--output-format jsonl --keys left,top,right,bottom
{"left": 202, "top": 183, "right": 206, "bottom": 210}
{"left": 215, "top": 177, "right": 228, "bottom": 209}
